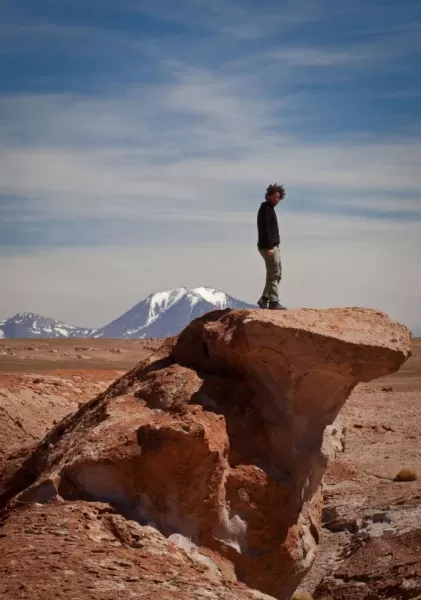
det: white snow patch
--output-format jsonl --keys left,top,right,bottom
{"left": 126, "top": 328, "right": 142, "bottom": 335}
{"left": 187, "top": 293, "right": 202, "bottom": 307}
{"left": 55, "top": 327, "right": 70, "bottom": 337}
{"left": 146, "top": 288, "right": 187, "bottom": 326}
{"left": 193, "top": 287, "right": 227, "bottom": 308}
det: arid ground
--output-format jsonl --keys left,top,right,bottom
{"left": 1, "top": 335, "right": 420, "bottom": 597}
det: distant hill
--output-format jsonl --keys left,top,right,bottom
{"left": 0, "top": 287, "right": 255, "bottom": 339}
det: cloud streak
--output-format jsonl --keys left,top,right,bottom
{"left": 1, "top": 75, "right": 421, "bottom": 207}
{"left": 0, "top": 0, "right": 420, "bottom": 334}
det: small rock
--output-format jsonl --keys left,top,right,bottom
{"left": 372, "top": 512, "right": 392, "bottom": 524}
{"left": 324, "top": 516, "right": 361, "bottom": 534}
{"left": 322, "top": 505, "right": 338, "bottom": 524}
{"left": 382, "top": 424, "right": 394, "bottom": 432}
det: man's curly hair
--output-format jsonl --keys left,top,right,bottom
{"left": 265, "top": 183, "right": 285, "bottom": 201}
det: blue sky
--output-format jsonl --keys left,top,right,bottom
{"left": 1, "top": 0, "right": 420, "bottom": 332}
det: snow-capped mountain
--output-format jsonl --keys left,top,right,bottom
{"left": 94, "top": 287, "right": 254, "bottom": 339}
{"left": 0, "top": 288, "right": 255, "bottom": 340}
{"left": 0, "top": 312, "right": 95, "bottom": 339}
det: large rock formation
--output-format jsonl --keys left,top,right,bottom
{"left": 0, "top": 308, "right": 411, "bottom": 600}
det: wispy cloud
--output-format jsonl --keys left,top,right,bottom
{"left": 1, "top": 63, "right": 421, "bottom": 252}
{"left": 0, "top": 0, "right": 420, "bottom": 332}
{"left": 1, "top": 81, "right": 421, "bottom": 208}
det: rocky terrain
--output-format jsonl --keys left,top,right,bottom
{"left": 0, "top": 309, "right": 418, "bottom": 599}
{"left": 300, "top": 336, "right": 421, "bottom": 600}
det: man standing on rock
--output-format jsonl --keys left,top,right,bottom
{"left": 257, "top": 183, "right": 286, "bottom": 310}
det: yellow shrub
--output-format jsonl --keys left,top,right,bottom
{"left": 394, "top": 468, "right": 418, "bottom": 482}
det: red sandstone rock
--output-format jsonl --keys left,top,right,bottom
{"left": 0, "top": 501, "right": 273, "bottom": 600}
{"left": 0, "top": 308, "right": 411, "bottom": 600}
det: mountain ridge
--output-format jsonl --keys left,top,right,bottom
{"left": 0, "top": 287, "right": 255, "bottom": 340}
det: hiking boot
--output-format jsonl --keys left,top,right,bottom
{"left": 268, "top": 301, "right": 287, "bottom": 310}
{"left": 257, "top": 296, "right": 269, "bottom": 309}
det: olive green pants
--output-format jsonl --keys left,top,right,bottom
{"left": 259, "top": 246, "right": 282, "bottom": 303}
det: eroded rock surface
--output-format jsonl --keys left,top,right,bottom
{"left": 0, "top": 500, "right": 273, "bottom": 600}
{"left": 0, "top": 308, "right": 411, "bottom": 599}
{"left": 0, "top": 371, "right": 122, "bottom": 499}
{"left": 314, "top": 528, "right": 421, "bottom": 599}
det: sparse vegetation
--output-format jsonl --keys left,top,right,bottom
{"left": 394, "top": 468, "right": 418, "bottom": 482}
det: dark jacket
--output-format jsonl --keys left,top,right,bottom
{"left": 257, "top": 201, "right": 280, "bottom": 249}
